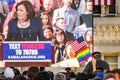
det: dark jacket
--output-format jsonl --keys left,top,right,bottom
{"left": 0, "top": 13, "right": 6, "bottom": 33}
{"left": 83, "top": 59, "right": 110, "bottom": 74}
{"left": 4, "top": 78, "right": 14, "bottom": 80}
{"left": 65, "top": 31, "right": 75, "bottom": 43}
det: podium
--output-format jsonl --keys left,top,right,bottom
{"left": 1, "top": 41, "right": 53, "bottom": 67}
{"left": 0, "top": 45, "right": 2, "bottom": 60}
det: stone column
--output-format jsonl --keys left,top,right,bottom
{"left": 117, "top": 0, "right": 120, "bottom": 15}
{"left": 101, "top": 5, "right": 109, "bottom": 17}
{"left": 118, "top": 54, "right": 120, "bottom": 68}
{"left": 101, "top": 5, "right": 106, "bottom": 16}
{"left": 115, "top": 0, "right": 118, "bottom": 16}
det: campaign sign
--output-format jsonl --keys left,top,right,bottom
{"left": 3, "top": 41, "right": 52, "bottom": 62}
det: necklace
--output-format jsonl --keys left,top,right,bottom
{"left": 18, "top": 19, "right": 29, "bottom": 27}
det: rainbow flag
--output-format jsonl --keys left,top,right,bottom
{"left": 70, "top": 36, "right": 91, "bottom": 62}
{"left": 76, "top": 47, "right": 91, "bottom": 62}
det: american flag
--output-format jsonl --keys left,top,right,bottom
{"left": 93, "top": 0, "right": 113, "bottom": 5}
{"left": 70, "top": 36, "right": 87, "bottom": 53}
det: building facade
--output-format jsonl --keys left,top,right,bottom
{"left": 93, "top": 0, "right": 120, "bottom": 70}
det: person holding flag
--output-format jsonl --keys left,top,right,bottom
{"left": 70, "top": 36, "right": 91, "bottom": 63}
{"left": 60, "top": 36, "right": 91, "bottom": 67}
{"left": 52, "top": 35, "right": 91, "bottom": 67}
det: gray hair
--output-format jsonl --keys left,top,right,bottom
{"left": 54, "top": 72, "right": 66, "bottom": 80}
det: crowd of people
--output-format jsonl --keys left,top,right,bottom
{"left": 0, "top": 62, "right": 120, "bottom": 80}
{"left": 0, "top": 0, "right": 93, "bottom": 66}
{"left": 0, "top": 52, "right": 119, "bottom": 80}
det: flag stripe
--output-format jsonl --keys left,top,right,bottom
{"left": 104, "top": 0, "right": 107, "bottom": 5}
{"left": 77, "top": 52, "right": 90, "bottom": 60}
{"left": 76, "top": 48, "right": 90, "bottom": 59}
{"left": 93, "top": 0, "right": 113, "bottom": 5}
{"left": 98, "top": 0, "right": 101, "bottom": 5}
{"left": 95, "top": 0, "right": 98, "bottom": 5}
{"left": 76, "top": 47, "right": 91, "bottom": 62}
{"left": 107, "top": 0, "right": 110, "bottom": 5}
{"left": 110, "top": 0, "right": 113, "bottom": 5}
{"left": 76, "top": 51, "right": 90, "bottom": 59}
{"left": 78, "top": 54, "right": 91, "bottom": 62}
{"left": 101, "top": 0, "right": 104, "bottom": 5}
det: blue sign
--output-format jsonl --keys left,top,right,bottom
{"left": 3, "top": 41, "right": 52, "bottom": 62}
